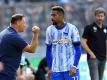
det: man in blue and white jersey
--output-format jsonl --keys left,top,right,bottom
{"left": 46, "top": 6, "right": 82, "bottom": 80}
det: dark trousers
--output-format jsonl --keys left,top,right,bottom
{"left": 87, "top": 58, "right": 106, "bottom": 80}
{"left": 0, "top": 73, "right": 16, "bottom": 80}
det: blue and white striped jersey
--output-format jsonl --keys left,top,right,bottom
{"left": 46, "top": 23, "right": 80, "bottom": 72}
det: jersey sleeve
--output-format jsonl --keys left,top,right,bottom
{"left": 71, "top": 25, "right": 81, "bottom": 67}
{"left": 82, "top": 25, "right": 91, "bottom": 39}
{"left": 71, "top": 25, "right": 80, "bottom": 43}
{"left": 45, "top": 27, "right": 53, "bottom": 69}
{"left": 6, "top": 34, "right": 28, "bottom": 50}
{"left": 45, "top": 27, "right": 52, "bottom": 45}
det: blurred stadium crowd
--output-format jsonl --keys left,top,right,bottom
{"left": 0, "top": 0, "right": 107, "bottom": 46}
{"left": 0, "top": 0, "right": 107, "bottom": 80}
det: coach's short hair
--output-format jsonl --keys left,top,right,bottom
{"left": 95, "top": 7, "right": 106, "bottom": 16}
{"left": 11, "top": 14, "right": 24, "bottom": 24}
{"left": 51, "top": 6, "right": 65, "bottom": 15}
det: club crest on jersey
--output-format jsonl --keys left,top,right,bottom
{"left": 93, "top": 26, "right": 97, "bottom": 32}
{"left": 103, "top": 29, "right": 107, "bottom": 33}
{"left": 63, "top": 32, "right": 68, "bottom": 36}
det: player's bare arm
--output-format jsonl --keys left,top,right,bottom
{"left": 0, "top": 62, "right": 4, "bottom": 72}
{"left": 23, "top": 26, "right": 40, "bottom": 53}
{"left": 81, "top": 38, "right": 96, "bottom": 58}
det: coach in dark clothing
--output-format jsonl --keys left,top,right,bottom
{"left": 81, "top": 7, "right": 107, "bottom": 80}
{"left": 0, "top": 14, "right": 40, "bottom": 80}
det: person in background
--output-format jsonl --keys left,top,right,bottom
{"left": 16, "top": 56, "right": 35, "bottom": 80}
{"left": 34, "top": 57, "right": 48, "bottom": 80}
{"left": 81, "top": 7, "right": 107, "bottom": 80}
{"left": 21, "top": 57, "right": 48, "bottom": 80}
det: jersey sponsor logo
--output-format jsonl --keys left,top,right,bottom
{"left": 51, "top": 39, "right": 70, "bottom": 44}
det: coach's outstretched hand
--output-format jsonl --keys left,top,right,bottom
{"left": 23, "top": 26, "right": 40, "bottom": 53}
{"left": 32, "top": 26, "right": 40, "bottom": 34}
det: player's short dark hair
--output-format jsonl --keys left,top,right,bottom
{"left": 11, "top": 14, "right": 24, "bottom": 24}
{"left": 51, "top": 6, "right": 65, "bottom": 15}
{"left": 95, "top": 7, "right": 106, "bottom": 16}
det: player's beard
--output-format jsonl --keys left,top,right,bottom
{"left": 96, "top": 19, "right": 103, "bottom": 25}
{"left": 52, "top": 22, "right": 57, "bottom": 25}
{"left": 52, "top": 19, "right": 57, "bottom": 25}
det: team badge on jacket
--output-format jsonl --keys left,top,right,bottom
{"left": 93, "top": 26, "right": 97, "bottom": 32}
{"left": 103, "top": 29, "right": 107, "bottom": 33}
